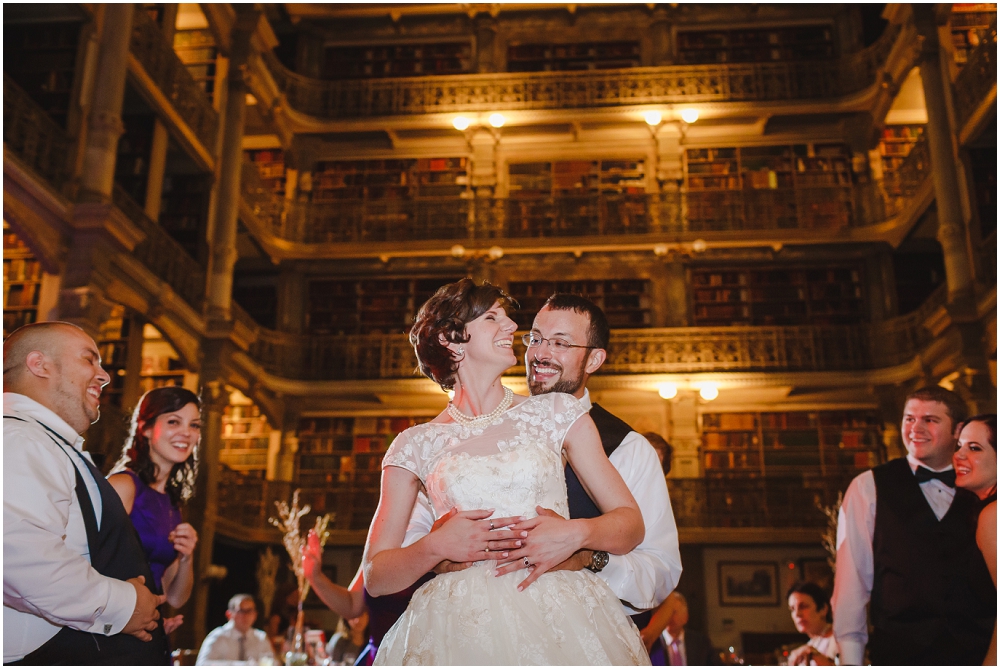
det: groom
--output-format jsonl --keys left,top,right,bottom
{"left": 409, "top": 293, "right": 682, "bottom": 621}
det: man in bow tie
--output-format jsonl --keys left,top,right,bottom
{"left": 831, "top": 386, "right": 994, "bottom": 665}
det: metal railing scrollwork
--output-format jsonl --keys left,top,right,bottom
{"left": 113, "top": 186, "right": 206, "bottom": 311}
{"left": 262, "top": 24, "right": 901, "bottom": 120}
{"left": 3, "top": 74, "right": 73, "bottom": 192}
{"left": 129, "top": 8, "right": 218, "bottom": 152}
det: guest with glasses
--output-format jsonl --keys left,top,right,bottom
{"left": 196, "top": 594, "right": 274, "bottom": 665}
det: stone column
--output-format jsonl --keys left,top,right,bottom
{"left": 143, "top": 121, "right": 170, "bottom": 220}
{"left": 79, "top": 3, "right": 134, "bottom": 202}
{"left": 668, "top": 391, "right": 702, "bottom": 479}
{"left": 277, "top": 264, "right": 306, "bottom": 333}
{"left": 473, "top": 14, "right": 498, "bottom": 73}
{"left": 205, "top": 12, "right": 256, "bottom": 322}
{"left": 912, "top": 6, "right": 974, "bottom": 309}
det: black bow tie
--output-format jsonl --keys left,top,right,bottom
{"left": 914, "top": 466, "right": 956, "bottom": 487}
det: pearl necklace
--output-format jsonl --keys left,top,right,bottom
{"left": 448, "top": 387, "right": 514, "bottom": 427}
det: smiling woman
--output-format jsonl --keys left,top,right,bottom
{"left": 107, "top": 386, "right": 202, "bottom": 625}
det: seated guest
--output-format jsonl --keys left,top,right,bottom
{"left": 640, "top": 592, "right": 714, "bottom": 665}
{"left": 954, "top": 414, "right": 997, "bottom": 666}
{"left": 785, "top": 581, "right": 837, "bottom": 665}
{"left": 326, "top": 610, "right": 369, "bottom": 665}
{"left": 196, "top": 594, "right": 274, "bottom": 665}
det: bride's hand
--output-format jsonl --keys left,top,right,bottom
{"left": 429, "top": 507, "right": 527, "bottom": 564}
{"left": 494, "top": 506, "right": 586, "bottom": 590}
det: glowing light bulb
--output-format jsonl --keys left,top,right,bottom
{"left": 657, "top": 383, "right": 678, "bottom": 400}
{"left": 452, "top": 116, "right": 471, "bottom": 131}
{"left": 488, "top": 113, "right": 506, "bottom": 128}
{"left": 699, "top": 384, "right": 719, "bottom": 401}
{"left": 681, "top": 109, "right": 700, "bottom": 124}
{"left": 644, "top": 110, "right": 662, "bottom": 126}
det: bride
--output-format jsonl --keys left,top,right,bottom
{"left": 365, "top": 278, "right": 650, "bottom": 665}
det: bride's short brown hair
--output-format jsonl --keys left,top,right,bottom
{"left": 409, "top": 278, "right": 516, "bottom": 390}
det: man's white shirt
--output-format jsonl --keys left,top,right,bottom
{"left": 831, "top": 455, "right": 957, "bottom": 665}
{"left": 3, "top": 393, "right": 136, "bottom": 663}
{"left": 403, "top": 389, "right": 683, "bottom": 614}
{"left": 196, "top": 621, "right": 275, "bottom": 665}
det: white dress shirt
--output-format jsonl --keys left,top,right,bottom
{"left": 662, "top": 629, "right": 687, "bottom": 665}
{"left": 196, "top": 621, "right": 275, "bottom": 665}
{"left": 3, "top": 393, "right": 137, "bottom": 663}
{"left": 831, "top": 455, "right": 957, "bottom": 665}
{"left": 403, "top": 389, "right": 683, "bottom": 614}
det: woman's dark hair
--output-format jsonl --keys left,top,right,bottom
{"left": 409, "top": 278, "right": 516, "bottom": 390}
{"left": 642, "top": 432, "right": 673, "bottom": 476}
{"left": 112, "top": 386, "right": 201, "bottom": 505}
{"left": 957, "top": 413, "right": 997, "bottom": 452}
{"left": 786, "top": 581, "right": 833, "bottom": 623}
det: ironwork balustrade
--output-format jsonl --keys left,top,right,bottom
{"left": 955, "top": 18, "right": 997, "bottom": 132}
{"left": 3, "top": 74, "right": 72, "bottom": 192}
{"left": 113, "top": 186, "right": 206, "bottom": 311}
{"left": 129, "top": 8, "right": 218, "bottom": 152}
{"left": 243, "top": 141, "right": 930, "bottom": 245}
{"left": 262, "top": 24, "right": 901, "bottom": 119}
{"left": 249, "top": 315, "right": 931, "bottom": 382}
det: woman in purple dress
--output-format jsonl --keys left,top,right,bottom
{"left": 108, "top": 386, "right": 201, "bottom": 634}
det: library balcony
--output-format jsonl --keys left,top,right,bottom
{"left": 3, "top": 74, "right": 73, "bottom": 195}
{"left": 240, "top": 138, "right": 932, "bottom": 258}
{"left": 241, "top": 309, "right": 938, "bottom": 384}
{"left": 260, "top": 24, "right": 901, "bottom": 123}
{"left": 954, "top": 18, "right": 997, "bottom": 143}
{"left": 128, "top": 7, "right": 217, "bottom": 168}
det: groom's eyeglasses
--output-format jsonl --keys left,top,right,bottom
{"left": 522, "top": 332, "right": 597, "bottom": 352}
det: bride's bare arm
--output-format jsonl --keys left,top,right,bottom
{"left": 496, "top": 415, "right": 643, "bottom": 589}
{"left": 363, "top": 466, "right": 516, "bottom": 596}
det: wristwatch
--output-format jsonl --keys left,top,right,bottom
{"left": 586, "top": 550, "right": 609, "bottom": 573}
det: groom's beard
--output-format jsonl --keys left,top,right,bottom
{"left": 527, "top": 355, "right": 587, "bottom": 396}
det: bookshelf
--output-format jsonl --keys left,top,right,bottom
{"left": 115, "top": 113, "right": 157, "bottom": 206}
{"left": 139, "top": 324, "right": 192, "bottom": 395}
{"left": 878, "top": 125, "right": 926, "bottom": 174}
{"left": 676, "top": 25, "right": 835, "bottom": 65}
{"left": 323, "top": 42, "right": 472, "bottom": 79}
{"left": 684, "top": 143, "right": 853, "bottom": 229}
{"left": 95, "top": 305, "right": 133, "bottom": 409}
{"left": 506, "top": 41, "right": 640, "bottom": 72}
{"left": 246, "top": 149, "right": 286, "bottom": 198}
{"left": 312, "top": 158, "right": 469, "bottom": 203}
{"left": 3, "top": 21, "right": 81, "bottom": 128}
{"left": 3, "top": 224, "right": 43, "bottom": 338}
{"left": 702, "top": 410, "right": 882, "bottom": 476}
{"left": 690, "top": 264, "right": 866, "bottom": 326}
{"left": 173, "top": 28, "right": 218, "bottom": 95}
{"left": 307, "top": 277, "right": 462, "bottom": 335}
{"left": 507, "top": 279, "right": 651, "bottom": 330}
{"left": 159, "top": 173, "right": 210, "bottom": 260}
{"left": 296, "top": 415, "right": 431, "bottom": 529}
{"left": 950, "top": 5, "right": 997, "bottom": 67}
{"left": 221, "top": 394, "right": 271, "bottom": 472}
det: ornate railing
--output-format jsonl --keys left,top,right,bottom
{"left": 129, "top": 8, "right": 218, "bottom": 151}
{"left": 113, "top": 186, "right": 206, "bottom": 311}
{"left": 3, "top": 74, "right": 73, "bottom": 192}
{"left": 249, "top": 315, "right": 929, "bottom": 382}
{"left": 669, "top": 474, "right": 854, "bottom": 528}
{"left": 263, "top": 24, "right": 901, "bottom": 119}
{"left": 954, "top": 18, "right": 997, "bottom": 132}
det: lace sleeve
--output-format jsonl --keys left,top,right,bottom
{"left": 547, "top": 392, "right": 589, "bottom": 451}
{"left": 382, "top": 430, "right": 421, "bottom": 480}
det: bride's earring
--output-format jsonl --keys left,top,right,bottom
{"left": 456, "top": 346, "right": 465, "bottom": 358}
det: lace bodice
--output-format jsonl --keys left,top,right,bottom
{"left": 382, "top": 392, "right": 586, "bottom": 520}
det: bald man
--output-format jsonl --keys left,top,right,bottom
{"left": 4, "top": 322, "right": 169, "bottom": 665}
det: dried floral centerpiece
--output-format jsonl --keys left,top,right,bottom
{"left": 269, "top": 490, "right": 334, "bottom": 664}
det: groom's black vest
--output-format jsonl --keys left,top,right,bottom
{"left": 564, "top": 403, "right": 633, "bottom": 520}
{"left": 868, "top": 457, "right": 994, "bottom": 665}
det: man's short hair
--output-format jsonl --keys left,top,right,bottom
{"left": 228, "top": 594, "right": 255, "bottom": 612}
{"left": 540, "top": 294, "right": 610, "bottom": 350}
{"left": 905, "top": 386, "right": 968, "bottom": 428}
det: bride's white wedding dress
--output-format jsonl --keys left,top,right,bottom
{"left": 374, "top": 392, "right": 650, "bottom": 666}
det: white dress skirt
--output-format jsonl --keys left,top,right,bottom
{"left": 373, "top": 393, "right": 651, "bottom": 666}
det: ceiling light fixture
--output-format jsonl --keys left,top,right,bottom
{"left": 644, "top": 110, "right": 663, "bottom": 126}
{"left": 680, "top": 109, "right": 700, "bottom": 124}
{"left": 489, "top": 113, "right": 506, "bottom": 128}
{"left": 452, "top": 116, "right": 471, "bottom": 130}
{"left": 657, "top": 383, "right": 678, "bottom": 400}
{"left": 699, "top": 384, "right": 719, "bottom": 401}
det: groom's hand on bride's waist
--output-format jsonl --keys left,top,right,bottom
{"left": 429, "top": 507, "right": 526, "bottom": 574}
{"left": 493, "top": 507, "right": 588, "bottom": 591}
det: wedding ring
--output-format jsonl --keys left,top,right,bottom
{"left": 485, "top": 546, "right": 490, "bottom": 553}
{"left": 523, "top": 557, "right": 530, "bottom": 567}
{"left": 489, "top": 520, "right": 495, "bottom": 530}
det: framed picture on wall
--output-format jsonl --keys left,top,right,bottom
{"left": 718, "top": 561, "right": 780, "bottom": 606}
{"left": 799, "top": 557, "right": 834, "bottom": 594}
